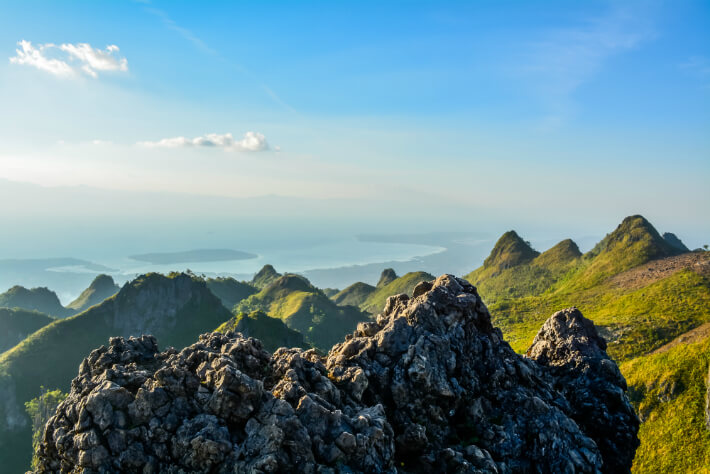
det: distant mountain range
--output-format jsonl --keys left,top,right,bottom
{"left": 0, "top": 214, "right": 707, "bottom": 471}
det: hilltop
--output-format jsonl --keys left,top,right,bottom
{"left": 66, "top": 274, "right": 119, "bottom": 312}
{"left": 205, "top": 276, "right": 258, "bottom": 309}
{"left": 332, "top": 281, "right": 375, "bottom": 307}
{"left": 251, "top": 264, "right": 281, "bottom": 289}
{"left": 216, "top": 310, "right": 306, "bottom": 351}
{"left": 0, "top": 272, "right": 233, "bottom": 473}
{"left": 466, "top": 238, "right": 581, "bottom": 303}
{"left": 0, "top": 308, "right": 53, "bottom": 354}
{"left": 359, "top": 270, "right": 435, "bottom": 314}
{"left": 465, "top": 215, "right": 710, "bottom": 472}
{"left": 0, "top": 285, "right": 73, "bottom": 318}
{"left": 235, "top": 272, "right": 369, "bottom": 350}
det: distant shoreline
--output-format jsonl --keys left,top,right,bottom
{"left": 128, "top": 249, "right": 258, "bottom": 265}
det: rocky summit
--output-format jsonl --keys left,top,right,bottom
{"left": 33, "top": 275, "right": 639, "bottom": 473}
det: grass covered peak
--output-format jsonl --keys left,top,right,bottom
{"left": 483, "top": 230, "right": 539, "bottom": 271}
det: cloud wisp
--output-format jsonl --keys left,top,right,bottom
{"left": 9, "top": 40, "right": 128, "bottom": 78}
{"left": 139, "top": 132, "right": 270, "bottom": 152}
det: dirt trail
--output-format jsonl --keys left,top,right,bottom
{"left": 608, "top": 252, "right": 710, "bottom": 290}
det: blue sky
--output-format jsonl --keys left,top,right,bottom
{"left": 0, "top": 0, "right": 708, "bottom": 241}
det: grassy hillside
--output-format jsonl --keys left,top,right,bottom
{"left": 205, "top": 276, "right": 258, "bottom": 309}
{"left": 216, "top": 310, "right": 306, "bottom": 352}
{"left": 0, "top": 285, "right": 73, "bottom": 318}
{"left": 0, "top": 308, "right": 54, "bottom": 354}
{"left": 235, "top": 273, "right": 369, "bottom": 350}
{"left": 332, "top": 281, "right": 375, "bottom": 307}
{"left": 622, "top": 332, "right": 710, "bottom": 472}
{"left": 466, "top": 238, "right": 582, "bottom": 303}
{"left": 0, "top": 272, "right": 233, "bottom": 473}
{"left": 465, "top": 215, "right": 710, "bottom": 472}
{"left": 360, "top": 271, "right": 436, "bottom": 314}
{"left": 66, "top": 274, "right": 119, "bottom": 312}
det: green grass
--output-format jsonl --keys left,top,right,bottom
{"left": 66, "top": 274, "right": 119, "bottom": 312}
{"left": 216, "top": 310, "right": 306, "bottom": 352}
{"left": 236, "top": 274, "right": 370, "bottom": 350}
{"left": 205, "top": 276, "right": 258, "bottom": 309}
{"left": 360, "top": 271, "right": 435, "bottom": 314}
{"left": 0, "top": 308, "right": 54, "bottom": 354}
{"left": 332, "top": 282, "right": 375, "bottom": 307}
{"left": 622, "top": 334, "right": 710, "bottom": 473}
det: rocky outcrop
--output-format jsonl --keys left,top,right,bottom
{"left": 34, "top": 275, "right": 639, "bottom": 473}
{"left": 527, "top": 307, "right": 640, "bottom": 473}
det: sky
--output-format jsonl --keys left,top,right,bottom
{"left": 0, "top": 0, "right": 709, "bottom": 245}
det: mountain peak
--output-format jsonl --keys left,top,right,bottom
{"left": 251, "top": 264, "right": 281, "bottom": 289}
{"left": 586, "top": 215, "right": 679, "bottom": 260}
{"left": 0, "top": 285, "right": 70, "bottom": 318}
{"left": 377, "top": 268, "right": 397, "bottom": 288}
{"left": 533, "top": 239, "right": 582, "bottom": 270}
{"left": 67, "top": 274, "right": 120, "bottom": 312}
{"left": 483, "top": 230, "right": 539, "bottom": 270}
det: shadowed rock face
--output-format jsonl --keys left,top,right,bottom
{"left": 527, "top": 308, "right": 640, "bottom": 473}
{"left": 34, "top": 275, "right": 639, "bottom": 473}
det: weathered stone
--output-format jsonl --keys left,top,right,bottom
{"left": 34, "top": 275, "right": 639, "bottom": 473}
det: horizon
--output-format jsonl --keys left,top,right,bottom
{"left": 1, "top": 0, "right": 708, "bottom": 250}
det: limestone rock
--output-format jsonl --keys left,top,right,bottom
{"left": 34, "top": 275, "right": 639, "bottom": 473}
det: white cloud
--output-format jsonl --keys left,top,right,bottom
{"left": 9, "top": 40, "right": 128, "bottom": 78}
{"left": 138, "top": 131, "right": 270, "bottom": 152}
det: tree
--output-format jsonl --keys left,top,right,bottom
{"left": 25, "top": 387, "right": 67, "bottom": 469}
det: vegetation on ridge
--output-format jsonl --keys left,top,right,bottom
{"left": 216, "top": 310, "right": 306, "bottom": 352}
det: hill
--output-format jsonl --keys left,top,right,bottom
{"left": 360, "top": 271, "right": 436, "bottom": 314}
{"left": 65, "top": 274, "right": 119, "bottom": 312}
{"left": 332, "top": 281, "right": 375, "bottom": 307}
{"left": 0, "top": 272, "right": 233, "bottom": 473}
{"left": 0, "top": 285, "right": 73, "bottom": 318}
{"left": 464, "top": 215, "right": 709, "bottom": 472}
{"left": 466, "top": 238, "right": 582, "bottom": 303}
{"left": 0, "top": 308, "right": 54, "bottom": 354}
{"left": 377, "top": 268, "right": 397, "bottom": 287}
{"left": 205, "top": 276, "right": 258, "bottom": 309}
{"left": 663, "top": 232, "right": 690, "bottom": 253}
{"left": 251, "top": 264, "right": 281, "bottom": 289}
{"left": 235, "top": 273, "right": 369, "bottom": 350}
{"left": 215, "top": 310, "right": 306, "bottom": 351}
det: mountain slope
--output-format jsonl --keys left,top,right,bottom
{"left": 376, "top": 268, "right": 397, "bottom": 287}
{"left": 215, "top": 310, "right": 306, "bottom": 351}
{"left": 621, "top": 331, "right": 710, "bottom": 472}
{"left": 205, "top": 276, "right": 258, "bottom": 309}
{"left": 332, "top": 281, "right": 375, "bottom": 307}
{"left": 0, "top": 272, "right": 233, "bottom": 473}
{"left": 0, "top": 286, "right": 73, "bottom": 318}
{"left": 463, "top": 215, "right": 708, "bottom": 472}
{"left": 662, "top": 232, "right": 690, "bottom": 253}
{"left": 66, "top": 274, "right": 119, "bottom": 312}
{"left": 235, "top": 273, "right": 369, "bottom": 350}
{"left": 466, "top": 238, "right": 582, "bottom": 303}
{"left": 0, "top": 308, "right": 54, "bottom": 354}
{"left": 360, "top": 271, "right": 435, "bottom": 314}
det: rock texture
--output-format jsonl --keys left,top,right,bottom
{"left": 526, "top": 308, "right": 640, "bottom": 473}
{"left": 34, "top": 275, "right": 639, "bottom": 473}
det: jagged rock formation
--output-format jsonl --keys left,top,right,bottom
{"left": 526, "top": 308, "right": 640, "bottom": 473}
{"left": 34, "top": 275, "right": 639, "bottom": 473}
{"left": 66, "top": 275, "right": 120, "bottom": 313}
{"left": 377, "top": 268, "right": 398, "bottom": 288}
